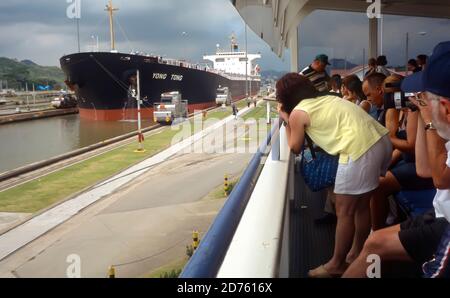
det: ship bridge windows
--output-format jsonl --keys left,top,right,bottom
{"left": 215, "top": 58, "right": 225, "bottom": 62}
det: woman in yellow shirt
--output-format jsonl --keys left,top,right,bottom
{"left": 277, "top": 73, "right": 392, "bottom": 278}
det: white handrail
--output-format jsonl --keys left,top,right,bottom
{"left": 217, "top": 127, "right": 292, "bottom": 278}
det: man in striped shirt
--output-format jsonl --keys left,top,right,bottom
{"left": 301, "top": 54, "right": 333, "bottom": 226}
{"left": 300, "top": 54, "right": 331, "bottom": 93}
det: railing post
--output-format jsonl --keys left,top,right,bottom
{"left": 271, "top": 119, "right": 281, "bottom": 161}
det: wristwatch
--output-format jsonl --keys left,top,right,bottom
{"left": 425, "top": 122, "right": 437, "bottom": 131}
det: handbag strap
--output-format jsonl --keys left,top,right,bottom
{"left": 304, "top": 133, "right": 317, "bottom": 159}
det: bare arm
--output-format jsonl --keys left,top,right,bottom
{"left": 390, "top": 111, "right": 418, "bottom": 154}
{"left": 415, "top": 115, "right": 432, "bottom": 178}
{"left": 285, "top": 110, "right": 309, "bottom": 155}
{"left": 390, "top": 149, "right": 403, "bottom": 168}
{"left": 385, "top": 109, "right": 400, "bottom": 139}
{"left": 425, "top": 129, "right": 450, "bottom": 189}
{"left": 359, "top": 100, "right": 371, "bottom": 113}
{"left": 411, "top": 96, "right": 450, "bottom": 188}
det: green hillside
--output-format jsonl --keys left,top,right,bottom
{"left": 0, "top": 57, "right": 65, "bottom": 90}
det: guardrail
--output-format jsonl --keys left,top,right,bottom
{"left": 180, "top": 118, "right": 286, "bottom": 278}
{"left": 217, "top": 125, "right": 293, "bottom": 277}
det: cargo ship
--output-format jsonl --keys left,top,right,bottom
{"left": 60, "top": 1, "right": 261, "bottom": 121}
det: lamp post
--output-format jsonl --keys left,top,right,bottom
{"left": 245, "top": 22, "right": 248, "bottom": 101}
{"left": 77, "top": 18, "right": 80, "bottom": 53}
{"left": 405, "top": 32, "right": 409, "bottom": 73}
{"left": 363, "top": 48, "right": 366, "bottom": 80}
{"left": 135, "top": 70, "right": 144, "bottom": 152}
{"left": 182, "top": 31, "right": 188, "bottom": 61}
{"left": 32, "top": 83, "right": 36, "bottom": 105}
{"left": 380, "top": 15, "right": 383, "bottom": 55}
{"left": 25, "top": 82, "right": 29, "bottom": 111}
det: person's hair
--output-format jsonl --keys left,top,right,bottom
{"left": 368, "top": 58, "right": 377, "bottom": 67}
{"left": 330, "top": 74, "right": 342, "bottom": 90}
{"left": 276, "top": 73, "right": 320, "bottom": 114}
{"left": 376, "top": 55, "right": 388, "bottom": 66}
{"left": 383, "top": 74, "right": 404, "bottom": 94}
{"left": 427, "top": 92, "right": 450, "bottom": 102}
{"left": 408, "top": 59, "right": 419, "bottom": 68}
{"left": 417, "top": 54, "right": 428, "bottom": 65}
{"left": 342, "top": 75, "right": 366, "bottom": 100}
{"left": 364, "top": 72, "right": 387, "bottom": 89}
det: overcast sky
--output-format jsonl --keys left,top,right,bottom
{"left": 0, "top": 0, "right": 449, "bottom": 71}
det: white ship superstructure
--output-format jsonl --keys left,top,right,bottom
{"left": 203, "top": 34, "right": 261, "bottom": 82}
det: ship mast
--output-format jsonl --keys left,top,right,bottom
{"left": 229, "top": 32, "right": 237, "bottom": 52}
{"left": 105, "top": 0, "right": 118, "bottom": 51}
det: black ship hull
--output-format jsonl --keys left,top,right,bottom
{"left": 60, "top": 52, "right": 260, "bottom": 121}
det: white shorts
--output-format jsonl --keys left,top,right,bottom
{"left": 334, "top": 135, "right": 392, "bottom": 195}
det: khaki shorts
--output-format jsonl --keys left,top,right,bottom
{"left": 334, "top": 135, "right": 392, "bottom": 195}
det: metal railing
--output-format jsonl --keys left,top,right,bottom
{"left": 180, "top": 119, "right": 283, "bottom": 278}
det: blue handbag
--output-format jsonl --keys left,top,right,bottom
{"left": 300, "top": 134, "right": 339, "bottom": 192}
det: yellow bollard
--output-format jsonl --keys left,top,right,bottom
{"left": 224, "top": 174, "right": 229, "bottom": 196}
{"left": 108, "top": 265, "right": 116, "bottom": 278}
{"left": 202, "top": 110, "right": 207, "bottom": 119}
{"left": 192, "top": 230, "right": 200, "bottom": 250}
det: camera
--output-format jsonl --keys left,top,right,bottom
{"left": 383, "top": 82, "right": 418, "bottom": 112}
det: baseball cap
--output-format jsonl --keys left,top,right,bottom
{"left": 315, "top": 54, "right": 331, "bottom": 65}
{"left": 401, "top": 41, "right": 450, "bottom": 98}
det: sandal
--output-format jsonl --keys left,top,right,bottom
{"left": 308, "top": 265, "right": 342, "bottom": 278}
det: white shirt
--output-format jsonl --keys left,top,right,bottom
{"left": 434, "top": 141, "right": 450, "bottom": 222}
{"left": 376, "top": 66, "right": 391, "bottom": 77}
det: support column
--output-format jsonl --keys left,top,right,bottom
{"left": 369, "top": 18, "right": 379, "bottom": 59}
{"left": 289, "top": 27, "right": 299, "bottom": 72}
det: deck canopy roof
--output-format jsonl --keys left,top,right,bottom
{"left": 232, "top": 0, "right": 450, "bottom": 57}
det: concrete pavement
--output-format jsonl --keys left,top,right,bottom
{"left": 0, "top": 213, "right": 30, "bottom": 232}
{"left": 5, "top": 152, "right": 251, "bottom": 278}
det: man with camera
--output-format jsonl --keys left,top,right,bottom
{"left": 343, "top": 41, "right": 450, "bottom": 278}
{"left": 370, "top": 75, "right": 435, "bottom": 231}
{"left": 409, "top": 43, "right": 450, "bottom": 278}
